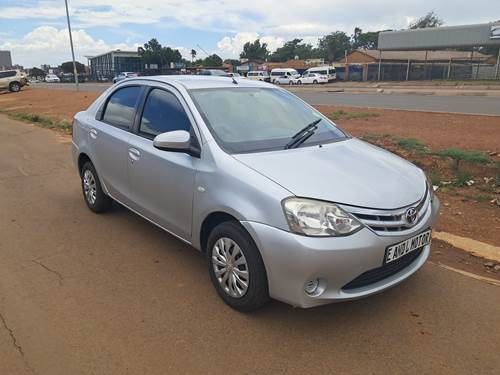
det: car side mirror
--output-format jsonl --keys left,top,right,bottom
{"left": 153, "top": 130, "right": 200, "bottom": 157}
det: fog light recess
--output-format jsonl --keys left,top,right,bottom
{"left": 304, "top": 278, "right": 325, "bottom": 296}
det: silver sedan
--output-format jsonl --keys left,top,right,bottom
{"left": 72, "top": 76, "right": 439, "bottom": 311}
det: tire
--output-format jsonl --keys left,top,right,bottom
{"left": 297, "top": 80, "right": 302, "bottom": 85}
{"left": 207, "top": 221, "right": 270, "bottom": 311}
{"left": 9, "top": 82, "right": 21, "bottom": 92}
{"left": 80, "top": 161, "right": 112, "bottom": 213}
{"left": 313, "top": 80, "right": 318, "bottom": 84}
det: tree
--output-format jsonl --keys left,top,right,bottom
{"left": 409, "top": 11, "right": 444, "bottom": 29}
{"left": 240, "top": 39, "right": 269, "bottom": 60}
{"left": 29, "top": 67, "right": 46, "bottom": 78}
{"left": 61, "top": 61, "right": 85, "bottom": 74}
{"left": 269, "top": 39, "right": 314, "bottom": 62}
{"left": 318, "top": 31, "right": 351, "bottom": 61}
{"left": 352, "top": 27, "right": 380, "bottom": 50}
{"left": 202, "top": 54, "right": 223, "bottom": 67}
{"left": 224, "top": 59, "right": 240, "bottom": 66}
{"left": 139, "top": 38, "right": 182, "bottom": 68}
{"left": 191, "top": 49, "right": 197, "bottom": 62}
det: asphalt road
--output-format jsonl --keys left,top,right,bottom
{"left": 32, "top": 82, "right": 500, "bottom": 116}
{"left": 1, "top": 115, "right": 500, "bottom": 374}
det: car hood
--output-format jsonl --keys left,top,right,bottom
{"left": 233, "top": 138, "right": 426, "bottom": 209}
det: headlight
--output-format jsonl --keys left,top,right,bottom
{"left": 282, "top": 197, "right": 363, "bottom": 237}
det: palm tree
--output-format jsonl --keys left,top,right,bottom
{"left": 191, "top": 49, "right": 197, "bottom": 63}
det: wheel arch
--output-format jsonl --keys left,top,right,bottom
{"left": 77, "top": 152, "right": 92, "bottom": 176}
{"left": 199, "top": 211, "right": 240, "bottom": 254}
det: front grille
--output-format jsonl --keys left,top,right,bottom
{"left": 342, "top": 247, "right": 423, "bottom": 290}
{"left": 340, "top": 187, "right": 431, "bottom": 234}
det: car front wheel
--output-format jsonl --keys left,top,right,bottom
{"left": 9, "top": 82, "right": 21, "bottom": 92}
{"left": 207, "top": 221, "right": 269, "bottom": 311}
{"left": 81, "top": 161, "right": 112, "bottom": 213}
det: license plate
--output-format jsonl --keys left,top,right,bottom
{"left": 385, "top": 230, "right": 431, "bottom": 264}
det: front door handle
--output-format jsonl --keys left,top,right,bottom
{"left": 89, "top": 128, "right": 98, "bottom": 139}
{"left": 128, "top": 148, "right": 141, "bottom": 162}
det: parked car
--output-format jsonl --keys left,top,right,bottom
{"left": 246, "top": 71, "right": 270, "bottom": 82}
{"left": 295, "top": 73, "right": 329, "bottom": 85}
{"left": 199, "top": 69, "right": 229, "bottom": 77}
{"left": 72, "top": 76, "right": 440, "bottom": 311}
{"left": 0, "top": 70, "right": 28, "bottom": 92}
{"left": 274, "top": 75, "right": 295, "bottom": 85}
{"left": 113, "top": 72, "right": 138, "bottom": 83}
{"left": 304, "top": 66, "right": 337, "bottom": 82}
{"left": 270, "top": 68, "right": 300, "bottom": 83}
{"left": 45, "top": 74, "right": 60, "bottom": 83}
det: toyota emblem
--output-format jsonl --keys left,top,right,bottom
{"left": 405, "top": 207, "right": 418, "bottom": 225}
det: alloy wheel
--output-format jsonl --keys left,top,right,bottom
{"left": 83, "top": 169, "right": 97, "bottom": 205}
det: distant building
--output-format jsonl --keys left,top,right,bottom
{"left": 339, "top": 49, "right": 495, "bottom": 64}
{"left": 0, "top": 50, "right": 13, "bottom": 69}
{"left": 88, "top": 50, "right": 142, "bottom": 79}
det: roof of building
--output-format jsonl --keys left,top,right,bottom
{"left": 88, "top": 50, "right": 140, "bottom": 60}
{"left": 353, "top": 49, "right": 493, "bottom": 61}
{"left": 123, "top": 75, "right": 272, "bottom": 90}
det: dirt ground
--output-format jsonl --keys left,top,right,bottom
{"left": 316, "top": 104, "right": 500, "bottom": 153}
{"left": 0, "top": 87, "right": 99, "bottom": 123}
{"left": 0, "top": 87, "right": 498, "bottom": 252}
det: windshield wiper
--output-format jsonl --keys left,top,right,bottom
{"left": 285, "top": 118, "right": 322, "bottom": 149}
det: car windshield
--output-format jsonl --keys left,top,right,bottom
{"left": 189, "top": 87, "right": 347, "bottom": 154}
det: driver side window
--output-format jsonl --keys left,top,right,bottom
{"left": 139, "top": 89, "right": 191, "bottom": 138}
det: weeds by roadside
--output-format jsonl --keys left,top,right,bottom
{"left": 328, "top": 109, "right": 380, "bottom": 121}
{"left": 0, "top": 109, "right": 72, "bottom": 134}
{"left": 436, "top": 148, "right": 491, "bottom": 169}
{"left": 395, "top": 138, "right": 429, "bottom": 154}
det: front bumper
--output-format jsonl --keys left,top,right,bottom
{"left": 242, "top": 196, "right": 440, "bottom": 308}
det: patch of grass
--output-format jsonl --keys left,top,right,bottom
{"left": 436, "top": 148, "right": 491, "bottom": 169}
{"left": 0, "top": 109, "right": 72, "bottom": 134}
{"left": 428, "top": 170, "right": 442, "bottom": 186}
{"left": 452, "top": 171, "right": 473, "bottom": 187}
{"left": 360, "top": 133, "right": 392, "bottom": 143}
{"left": 395, "top": 138, "right": 429, "bottom": 154}
{"left": 328, "top": 109, "right": 380, "bottom": 121}
{"left": 463, "top": 194, "right": 493, "bottom": 202}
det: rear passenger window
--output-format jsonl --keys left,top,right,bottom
{"left": 139, "top": 89, "right": 191, "bottom": 137}
{"left": 102, "top": 86, "right": 141, "bottom": 128}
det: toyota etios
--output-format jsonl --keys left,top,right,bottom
{"left": 72, "top": 76, "right": 439, "bottom": 311}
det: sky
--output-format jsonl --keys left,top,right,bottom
{"left": 0, "top": 0, "right": 498, "bottom": 67}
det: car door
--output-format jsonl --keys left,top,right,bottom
{"left": 127, "top": 86, "right": 198, "bottom": 241}
{"left": 0, "top": 71, "right": 7, "bottom": 89}
{"left": 88, "top": 85, "right": 142, "bottom": 204}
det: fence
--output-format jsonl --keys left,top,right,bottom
{"left": 343, "top": 61, "right": 500, "bottom": 81}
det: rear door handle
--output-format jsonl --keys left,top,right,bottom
{"left": 128, "top": 148, "right": 141, "bottom": 162}
{"left": 89, "top": 128, "right": 98, "bottom": 139}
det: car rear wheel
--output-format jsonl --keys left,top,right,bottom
{"left": 207, "top": 221, "right": 269, "bottom": 311}
{"left": 81, "top": 161, "right": 112, "bottom": 213}
{"left": 9, "top": 82, "right": 21, "bottom": 92}
{"left": 297, "top": 80, "right": 302, "bottom": 85}
{"left": 313, "top": 80, "right": 318, "bottom": 84}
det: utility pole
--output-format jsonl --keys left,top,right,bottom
{"left": 196, "top": 44, "right": 210, "bottom": 57}
{"left": 64, "top": 0, "right": 79, "bottom": 91}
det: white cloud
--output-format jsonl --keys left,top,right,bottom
{"left": 0, "top": 26, "right": 140, "bottom": 67}
{"left": 217, "top": 32, "right": 285, "bottom": 58}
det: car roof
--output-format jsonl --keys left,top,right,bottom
{"left": 126, "top": 75, "right": 273, "bottom": 89}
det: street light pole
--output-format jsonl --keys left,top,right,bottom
{"left": 64, "top": 0, "right": 79, "bottom": 91}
